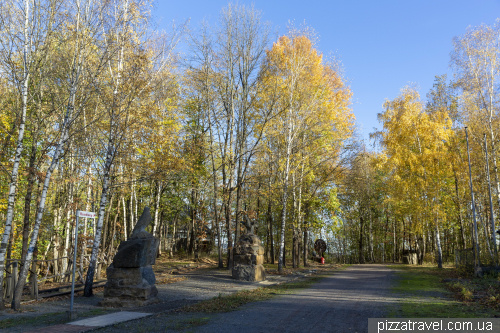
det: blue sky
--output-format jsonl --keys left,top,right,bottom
{"left": 153, "top": 0, "right": 500, "bottom": 143}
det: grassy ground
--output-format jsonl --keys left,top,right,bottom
{"left": 390, "top": 264, "right": 500, "bottom": 318}
{"left": 0, "top": 308, "right": 116, "bottom": 330}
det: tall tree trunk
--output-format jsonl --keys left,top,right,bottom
{"left": 454, "top": 173, "right": 466, "bottom": 249}
{"left": 53, "top": 209, "right": 61, "bottom": 281}
{"left": 6, "top": 221, "right": 15, "bottom": 261}
{"left": 267, "top": 200, "right": 274, "bottom": 264}
{"left": 206, "top": 103, "right": 223, "bottom": 268}
{"left": 129, "top": 191, "right": 135, "bottom": 230}
{"left": 11, "top": 12, "right": 84, "bottom": 304}
{"left": 303, "top": 205, "right": 310, "bottom": 267}
{"left": 225, "top": 194, "right": 234, "bottom": 269}
{"left": 171, "top": 214, "right": 177, "bottom": 256}
{"left": 122, "top": 196, "right": 127, "bottom": 240}
{"left": 359, "top": 215, "right": 365, "bottom": 264}
{"left": 435, "top": 220, "right": 443, "bottom": 269}
{"left": 189, "top": 187, "right": 197, "bottom": 257}
{"left": 484, "top": 135, "right": 498, "bottom": 265}
{"left": 393, "top": 217, "right": 396, "bottom": 263}
{"left": 63, "top": 173, "right": 75, "bottom": 277}
{"left": 0, "top": 0, "right": 31, "bottom": 308}
{"left": 84, "top": 142, "right": 114, "bottom": 297}
{"left": 303, "top": 227, "right": 308, "bottom": 267}
{"left": 368, "top": 208, "right": 374, "bottom": 263}
{"left": 81, "top": 171, "right": 92, "bottom": 272}
{"left": 292, "top": 174, "right": 297, "bottom": 268}
{"left": 153, "top": 181, "right": 162, "bottom": 237}
{"left": 481, "top": 204, "right": 494, "bottom": 262}
{"left": 12, "top": 115, "right": 73, "bottom": 310}
{"left": 278, "top": 113, "right": 292, "bottom": 273}
{"left": 235, "top": 167, "right": 242, "bottom": 243}
{"left": 21, "top": 134, "right": 38, "bottom": 263}
{"left": 107, "top": 199, "right": 120, "bottom": 262}
{"left": 101, "top": 191, "right": 115, "bottom": 260}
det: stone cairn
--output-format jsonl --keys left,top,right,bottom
{"left": 98, "top": 207, "right": 160, "bottom": 307}
{"left": 232, "top": 215, "right": 266, "bottom": 282}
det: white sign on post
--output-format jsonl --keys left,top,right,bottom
{"left": 78, "top": 211, "right": 96, "bottom": 218}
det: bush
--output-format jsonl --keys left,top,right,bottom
{"left": 423, "top": 253, "right": 435, "bottom": 264}
{"left": 447, "top": 281, "right": 473, "bottom": 301}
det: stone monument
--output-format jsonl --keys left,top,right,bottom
{"left": 98, "top": 207, "right": 160, "bottom": 307}
{"left": 232, "top": 215, "right": 266, "bottom": 282}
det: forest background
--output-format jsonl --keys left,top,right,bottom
{"left": 1, "top": 0, "right": 499, "bottom": 311}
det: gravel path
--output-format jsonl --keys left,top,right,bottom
{"left": 195, "top": 264, "right": 398, "bottom": 333}
{"left": 95, "top": 264, "right": 403, "bottom": 333}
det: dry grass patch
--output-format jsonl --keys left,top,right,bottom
{"left": 178, "top": 268, "right": 341, "bottom": 313}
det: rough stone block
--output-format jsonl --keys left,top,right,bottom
{"left": 234, "top": 254, "right": 264, "bottom": 266}
{"left": 104, "top": 284, "right": 158, "bottom": 299}
{"left": 113, "top": 237, "right": 159, "bottom": 268}
{"left": 99, "top": 207, "right": 161, "bottom": 308}
{"left": 105, "top": 265, "right": 156, "bottom": 288}
{"left": 98, "top": 296, "right": 160, "bottom": 308}
{"left": 402, "top": 253, "right": 417, "bottom": 265}
{"left": 253, "top": 246, "right": 265, "bottom": 255}
{"left": 234, "top": 244, "right": 264, "bottom": 256}
{"left": 232, "top": 264, "right": 266, "bottom": 282}
{"left": 234, "top": 254, "right": 252, "bottom": 265}
{"left": 235, "top": 234, "right": 262, "bottom": 246}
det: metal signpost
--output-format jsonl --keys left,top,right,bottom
{"left": 69, "top": 210, "right": 96, "bottom": 319}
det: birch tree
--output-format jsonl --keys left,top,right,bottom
{"left": 0, "top": 0, "right": 62, "bottom": 308}
{"left": 451, "top": 20, "right": 500, "bottom": 263}
{"left": 11, "top": 0, "right": 112, "bottom": 309}
{"left": 83, "top": 0, "right": 184, "bottom": 295}
{"left": 264, "top": 28, "right": 354, "bottom": 272}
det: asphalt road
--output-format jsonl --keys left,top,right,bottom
{"left": 95, "top": 264, "right": 400, "bottom": 333}
{"left": 195, "top": 264, "right": 398, "bottom": 333}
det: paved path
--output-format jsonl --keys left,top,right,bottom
{"left": 195, "top": 264, "right": 398, "bottom": 333}
{"left": 92, "top": 264, "right": 401, "bottom": 333}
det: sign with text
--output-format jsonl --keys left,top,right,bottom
{"left": 78, "top": 211, "right": 96, "bottom": 218}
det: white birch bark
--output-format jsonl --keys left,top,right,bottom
{"left": 278, "top": 108, "right": 292, "bottom": 273}
{"left": 11, "top": 0, "right": 95, "bottom": 309}
{"left": 122, "top": 196, "right": 127, "bottom": 240}
{"left": 129, "top": 186, "right": 135, "bottom": 230}
{"left": 435, "top": 222, "right": 443, "bottom": 269}
{"left": 0, "top": 0, "right": 31, "bottom": 307}
{"left": 12, "top": 108, "right": 74, "bottom": 309}
{"left": 82, "top": 166, "right": 92, "bottom": 271}
{"left": 85, "top": 0, "right": 128, "bottom": 295}
{"left": 153, "top": 181, "right": 162, "bottom": 237}
{"left": 452, "top": 26, "right": 500, "bottom": 263}
{"left": 84, "top": 144, "right": 114, "bottom": 296}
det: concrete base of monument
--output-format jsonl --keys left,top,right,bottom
{"left": 232, "top": 264, "right": 266, "bottom": 282}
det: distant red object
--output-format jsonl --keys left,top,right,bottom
{"left": 321, "top": 257, "right": 325, "bottom": 264}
